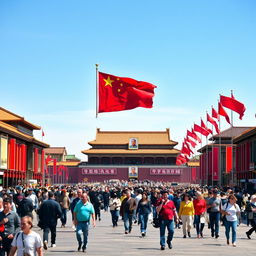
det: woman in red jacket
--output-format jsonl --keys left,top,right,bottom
{"left": 193, "top": 192, "right": 206, "bottom": 238}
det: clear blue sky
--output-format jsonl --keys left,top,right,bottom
{"left": 1, "top": 0, "right": 255, "bottom": 159}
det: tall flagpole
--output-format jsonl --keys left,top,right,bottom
{"left": 211, "top": 122, "right": 214, "bottom": 186}
{"left": 231, "top": 90, "right": 234, "bottom": 186}
{"left": 219, "top": 102, "right": 222, "bottom": 187}
{"left": 96, "top": 64, "right": 99, "bottom": 118}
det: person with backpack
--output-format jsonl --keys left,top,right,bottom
{"left": 221, "top": 194, "right": 240, "bottom": 247}
{"left": 9, "top": 216, "right": 43, "bottom": 256}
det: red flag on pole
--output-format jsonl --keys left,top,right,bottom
{"left": 53, "top": 159, "right": 57, "bottom": 175}
{"left": 218, "top": 102, "right": 231, "bottom": 124}
{"left": 207, "top": 113, "right": 220, "bottom": 134}
{"left": 98, "top": 72, "right": 157, "bottom": 113}
{"left": 184, "top": 141, "right": 194, "bottom": 155}
{"left": 185, "top": 136, "right": 197, "bottom": 148}
{"left": 194, "top": 124, "right": 210, "bottom": 137}
{"left": 212, "top": 107, "right": 220, "bottom": 121}
{"left": 191, "top": 129, "right": 202, "bottom": 143}
{"left": 220, "top": 94, "right": 246, "bottom": 120}
{"left": 201, "top": 119, "right": 213, "bottom": 134}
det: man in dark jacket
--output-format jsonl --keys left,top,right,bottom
{"left": 17, "top": 191, "right": 34, "bottom": 218}
{"left": 38, "top": 191, "right": 62, "bottom": 250}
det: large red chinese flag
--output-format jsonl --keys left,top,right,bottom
{"left": 218, "top": 102, "right": 231, "bottom": 124}
{"left": 98, "top": 72, "right": 157, "bottom": 113}
{"left": 220, "top": 95, "right": 246, "bottom": 120}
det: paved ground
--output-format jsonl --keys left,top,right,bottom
{"left": 35, "top": 211, "right": 255, "bottom": 256}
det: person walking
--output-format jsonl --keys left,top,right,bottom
{"left": 59, "top": 189, "right": 70, "bottom": 228}
{"left": 136, "top": 192, "right": 151, "bottom": 237}
{"left": 74, "top": 192, "right": 96, "bottom": 252}
{"left": 38, "top": 191, "right": 62, "bottom": 250}
{"left": 179, "top": 193, "right": 194, "bottom": 238}
{"left": 246, "top": 194, "right": 256, "bottom": 239}
{"left": 193, "top": 192, "right": 206, "bottom": 238}
{"left": 207, "top": 190, "right": 221, "bottom": 238}
{"left": 221, "top": 194, "right": 240, "bottom": 247}
{"left": 9, "top": 216, "right": 43, "bottom": 256}
{"left": 70, "top": 189, "right": 83, "bottom": 230}
{"left": 157, "top": 191, "right": 179, "bottom": 251}
{"left": 17, "top": 191, "right": 34, "bottom": 218}
{"left": 109, "top": 193, "right": 121, "bottom": 227}
{"left": 0, "top": 197, "right": 21, "bottom": 256}
{"left": 120, "top": 190, "right": 136, "bottom": 234}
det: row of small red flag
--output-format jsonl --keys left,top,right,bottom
{"left": 176, "top": 92, "right": 246, "bottom": 165}
{"left": 45, "top": 155, "right": 69, "bottom": 178}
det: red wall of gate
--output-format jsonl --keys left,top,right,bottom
{"left": 67, "top": 166, "right": 200, "bottom": 184}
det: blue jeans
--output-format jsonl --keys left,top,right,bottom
{"left": 209, "top": 212, "right": 220, "bottom": 236}
{"left": 160, "top": 219, "right": 174, "bottom": 247}
{"left": 152, "top": 206, "right": 157, "bottom": 218}
{"left": 194, "top": 215, "right": 205, "bottom": 235}
{"left": 139, "top": 213, "right": 149, "bottom": 233}
{"left": 124, "top": 212, "right": 133, "bottom": 232}
{"left": 110, "top": 210, "right": 119, "bottom": 226}
{"left": 225, "top": 220, "right": 237, "bottom": 243}
{"left": 76, "top": 221, "right": 89, "bottom": 248}
{"left": 61, "top": 208, "right": 67, "bottom": 225}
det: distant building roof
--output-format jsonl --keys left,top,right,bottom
{"left": 48, "top": 161, "right": 80, "bottom": 167}
{"left": 210, "top": 126, "right": 252, "bottom": 140}
{"left": 82, "top": 149, "right": 180, "bottom": 155}
{"left": 65, "top": 154, "right": 81, "bottom": 161}
{"left": 187, "top": 161, "right": 200, "bottom": 167}
{"left": 45, "top": 147, "right": 67, "bottom": 155}
{"left": 88, "top": 128, "right": 178, "bottom": 146}
{"left": 233, "top": 127, "right": 256, "bottom": 143}
{"left": 0, "top": 107, "right": 41, "bottom": 130}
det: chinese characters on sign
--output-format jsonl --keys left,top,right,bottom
{"left": 150, "top": 168, "right": 182, "bottom": 175}
{"left": 81, "top": 168, "right": 117, "bottom": 175}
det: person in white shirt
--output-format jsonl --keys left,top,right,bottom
{"left": 221, "top": 194, "right": 240, "bottom": 247}
{"left": 9, "top": 216, "right": 43, "bottom": 256}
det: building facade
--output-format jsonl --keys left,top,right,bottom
{"left": 65, "top": 129, "right": 200, "bottom": 184}
{"left": 0, "top": 107, "right": 49, "bottom": 187}
{"left": 198, "top": 126, "right": 253, "bottom": 186}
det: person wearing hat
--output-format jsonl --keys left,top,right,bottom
{"left": 207, "top": 190, "right": 221, "bottom": 239}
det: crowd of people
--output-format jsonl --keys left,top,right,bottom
{"left": 0, "top": 181, "right": 255, "bottom": 255}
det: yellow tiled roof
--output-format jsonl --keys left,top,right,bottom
{"left": 0, "top": 107, "right": 41, "bottom": 130}
{"left": 88, "top": 128, "right": 178, "bottom": 145}
{"left": 82, "top": 149, "right": 180, "bottom": 155}
{"left": 48, "top": 161, "right": 80, "bottom": 166}
{"left": 187, "top": 161, "right": 200, "bottom": 167}
{"left": 0, "top": 121, "right": 49, "bottom": 147}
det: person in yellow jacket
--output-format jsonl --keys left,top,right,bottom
{"left": 179, "top": 193, "right": 194, "bottom": 238}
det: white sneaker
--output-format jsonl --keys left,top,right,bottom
{"left": 43, "top": 241, "right": 48, "bottom": 250}
{"left": 51, "top": 244, "right": 56, "bottom": 248}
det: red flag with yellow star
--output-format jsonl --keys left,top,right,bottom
{"left": 98, "top": 72, "right": 157, "bottom": 113}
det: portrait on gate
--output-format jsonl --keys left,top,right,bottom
{"left": 128, "top": 166, "right": 138, "bottom": 178}
{"left": 128, "top": 138, "right": 138, "bottom": 150}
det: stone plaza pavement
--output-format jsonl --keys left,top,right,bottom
{"left": 35, "top": 211, "right": 255, "bottom": 256}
